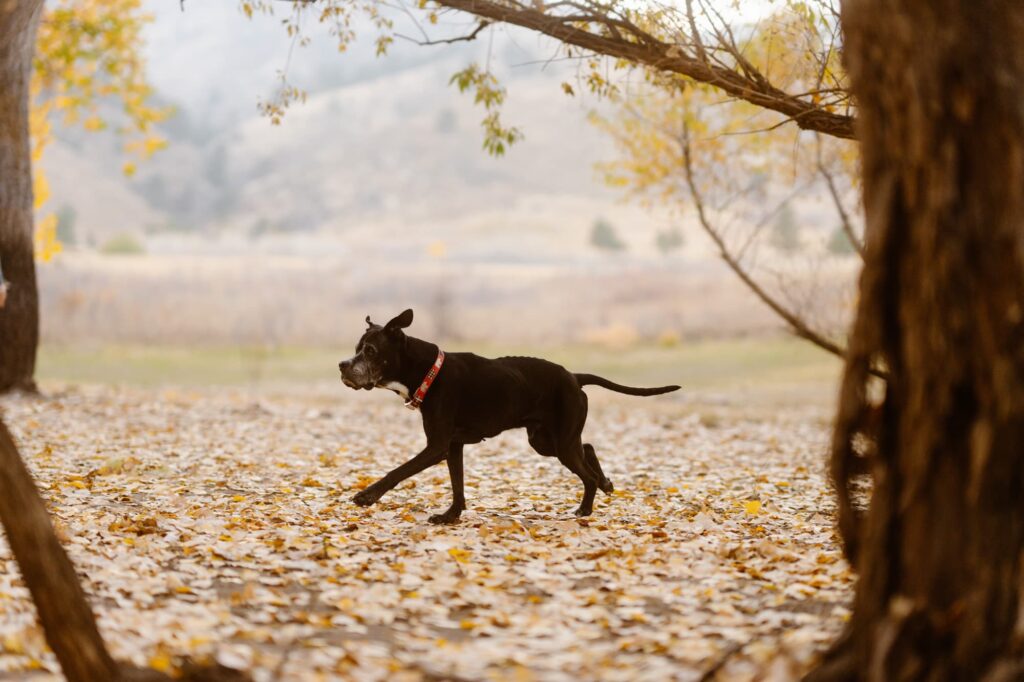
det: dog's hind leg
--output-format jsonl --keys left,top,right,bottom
{"left": 429, "top": 443, "right": 466, "bottom": 525}
{"left": 530, "top": 428, "right": 598, "bottom": 516}
{"left": 558, "top": 440, "right": 599, "bottom": 517}
{"left": 583, "top": 443, "right": 614, "bottom": 494}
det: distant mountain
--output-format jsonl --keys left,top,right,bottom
{"left": 42, "top": 2, "right": 644, "bottom": 253}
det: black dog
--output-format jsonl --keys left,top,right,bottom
{"left": 339, "top": 309, "right": 680, "bottom": 523}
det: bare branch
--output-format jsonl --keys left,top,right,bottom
{"left": 396, "top": 19, "right": 490, "bottom": 46}
{"left": 683, "top": 0, "right": 706, "bottom": 64}
{"left": 817, "top": 138, "right": 865, "bottom": 258}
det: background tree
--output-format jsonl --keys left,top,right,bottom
{"left": 587, "top": 7, "right": 862, "bottom": 361}
{"left": 0, "top": 0, "right": 46, "bottom": 393}
{"left": 0, "top": 0, "right": 165, "bottom": 393}
{"left": 654, "top": 227, "right": 684, "bottom": 256}
{"left": 769, "top": 202, "right": 800, "bottom": 254}
{"left": 826, "top": 224, "right": 856, "bottom": 257}
{"left": 55, "top": 204, "right": 77, "bottom": 247}
{"left": 592, "top": 75, "right": 861, "bottom": 362}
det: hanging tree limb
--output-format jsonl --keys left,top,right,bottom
{"left": 395, "top": 19, "right": 491, "bottom": 46}
{"left": 400, "top": 0, "right": 857, "bottom": 139}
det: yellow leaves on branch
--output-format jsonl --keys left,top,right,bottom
{"left": 34, "top": 214, "right": 62, "bottom": 263}
{"left": 30, "top": 0, "right": 169, "bottom": 261}
{"left": 592, "top": 4, "right": 857, "bottom": 211}
{"left": 30, "top": 113, "right": 61, "bottom": 261}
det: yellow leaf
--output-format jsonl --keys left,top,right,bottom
{"left": 744, "top": 500, "right": 762, "bottom": 516}
{"left": 32, "top": 170, "right": 49, "bottom": 209}
{"left": 149, "top": 652, "right": 173, "bottom": 673}
{"left": 427, "top": 240, "right": 447, "bottom": 258}
{"left": 142, "top": 135, "right": 167, "bottom": 157}
{"left": 34, "top": 213, "right": 62, "bottom": 262}
{"left": 2, "top": 633, "right": 25, "bottom": 655}
{"left": 447, "top": 547, "right": 471, "bottom": 564}
{"left": 122, "top": 162, "right": 137, "bottom": 177}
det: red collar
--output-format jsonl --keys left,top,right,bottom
{"left": 405, "top": 349, "right": 445, "bottom": 410}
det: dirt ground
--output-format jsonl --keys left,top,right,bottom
{"left": 0, "top": 382, "right": 851, "bottom": 681}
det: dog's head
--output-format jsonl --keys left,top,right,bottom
{"left": 338, "top": 309, "right": 414, "bottom": 390}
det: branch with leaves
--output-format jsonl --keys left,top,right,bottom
{"left": 429, "top": 0, "right": 854, "bottom": 137}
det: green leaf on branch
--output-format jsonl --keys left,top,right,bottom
{"left": 449, "top": 64, "right": 523, "bottom": 157}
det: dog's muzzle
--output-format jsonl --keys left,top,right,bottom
{"left": 339, "top": 359, "right": 376, "bottom": 390}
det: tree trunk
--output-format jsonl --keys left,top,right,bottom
{"left": 0, "top": 0, "right": 42, "bottom": 393}
{"left": 816, "top": 1, "right": 1024, "bottom": 679}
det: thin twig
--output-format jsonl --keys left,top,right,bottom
{"left": 817, "top": 138, "right": 865, "bottom": 257}
{"left": 395, "top": 20, "right": 491, "bottom": 46}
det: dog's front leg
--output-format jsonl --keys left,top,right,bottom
{"left": 352, "top": 442, "right": 448, "bottom": 507}
{"left": 429, "top": 443, "right": 465, "bottom": 524}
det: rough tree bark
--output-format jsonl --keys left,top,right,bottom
{"left": 815, "top": 0, "right": 1024, "bottom": 679}
{"left": 0, "top": 0, "right": 42, "bottom": 393}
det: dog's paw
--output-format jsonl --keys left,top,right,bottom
{"left": 428, "top": 508, "right": 462, "bottom": 525}
{"left": 352, "top": 487, "right": 382, "bottom": 507}
{"left": 573, "top": 505, "right": 593, "bottom": 518}
{"left": 598, "top": 478, "right": 614, "bottom": 495}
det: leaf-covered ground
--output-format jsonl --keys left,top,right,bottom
{"left": 0, "top": 384, "right": 851, "bottom": 680}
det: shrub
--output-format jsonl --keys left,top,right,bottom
{"left": 100, "top": 234, "right": 145, "bottom": 255}
{"left": 590, "top": 218, "right": 626, "bottom": 251}
{"left": 827, "top": 225, "right": 858, "bottom": 256}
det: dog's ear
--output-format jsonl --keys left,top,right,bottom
{"left": 365, "top": 315, "right": 380, "bottom": 330}
{"left": 384, "top": 309, "right": 414, "bottom": 333}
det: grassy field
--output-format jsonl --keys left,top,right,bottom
{"left": 38, "top": 336, "right": 842, "bottom": 411}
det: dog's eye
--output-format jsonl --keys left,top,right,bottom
{"left": 364, "top": 346, "right": 376, "bottom": 358}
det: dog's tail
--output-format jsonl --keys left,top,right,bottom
{"left": 574, "top": 373, "right": 680, "bottom": 397}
